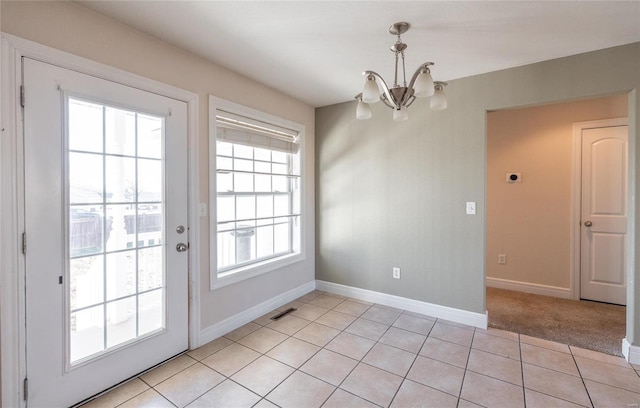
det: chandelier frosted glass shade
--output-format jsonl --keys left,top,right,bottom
{"left": 355, "top": 22, "right": 448, "bottom": 121}
{"left": 356, "top": 99, "right": 372, "bottom": 119}
{"left": 430, "top": 82, "right": 448, "bottom": 110}
{"left": 393, "top": 106, "right": 408, "bottom": 122}
{"left": 362, "top": 76, "right": 381, "bottom": 104}
{"left": 413, "top": 69, "right": 435, "bottom": 98}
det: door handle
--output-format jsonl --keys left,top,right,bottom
{"left": 176, "top": 243, "right": 188, "bottom": 252}
{"left": 584, "top": 220, "right": 593, "bottom": 227}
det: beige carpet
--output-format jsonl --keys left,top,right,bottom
{"left": 486, "top": 287, "right": 626, "bottom": 356}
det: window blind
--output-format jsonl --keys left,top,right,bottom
{"left": 215, "top": 111, "right": 299, "bottom": 154}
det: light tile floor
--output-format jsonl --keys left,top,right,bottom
{"left": 82, "top": 291, "right": 640, "bottom": 408}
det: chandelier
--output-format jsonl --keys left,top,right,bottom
{"left": 355, "top": 22, "right": 448, "bottom": 121}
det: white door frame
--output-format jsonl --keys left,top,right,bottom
{"left": 570, "top": 117, "right": 628, "bottom": 301}
{"left": 0, "top": 33, "right": 201, "bottom": 408}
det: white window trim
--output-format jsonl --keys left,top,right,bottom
{"left": 209, "top": 95, "right": 306, "bottom": 290}
{"left": 1, "top": 33, "right": 200, "bottom": 407}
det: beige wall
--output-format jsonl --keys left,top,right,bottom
{"left": 486, "top": 95, "right": 628, "bottom": 291}
{"left": 1, "top": 1, "right": 315, "bottom": 331}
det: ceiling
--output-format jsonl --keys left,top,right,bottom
{"left": 77, "top": 1, "right": 640, "bottom": 108}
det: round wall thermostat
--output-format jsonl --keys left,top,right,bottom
{"left": 506, "top": 173, "right": 521, "bottom": 183}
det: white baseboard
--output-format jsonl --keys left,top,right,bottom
{"left": 316, "top": 280, "right": 487, "bottom": 329}
{"left": 486, "top": 277, "right": 572, "bottom": 299}
{"left": 196, "top": 280, "right": 316, "bottom": 347}
{"left": 622, "top": 338, "right": 640, "bottom": 364}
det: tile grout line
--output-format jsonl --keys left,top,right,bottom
{"left": 418, "top": 319, "right": 474, "bottom": 404}
{"left": 301, "top": 294, "right": 379, "bottom": 407}
{"left": 167, "top": 294, "right": 316, "bottom": 407}
{"left": 321, "top": 296, "right": 410, "bottom": 406}
{"left": 571, "top": 348, "right": 640, "bottom": 398}
{"left": 569, "top": 346, "right": 595, "bottom": 408}
{"left": 321, "top": 297, "right": 386, "bottom": 407}
{"left": 392, "top": 315, "right": 451, "bottom": 406}
{"left": 87, "top": 290, "right": 639, "bottom": 408}
{"left": 144, "top": 392, "right": 177, "bottom": 408}
{"left": 253, "top": 298, "right": 610, "bottom": 406}
{"left": 111, "top": 383, "right": 173, "bottom": 408}
{"left": 224, "top": 377, "right": 269, "bottom": 407}
{"left": 379, "top": 312, "right": 422, "bottom": 407}
{"left": 517, "top": 345, "right": 598, "bottom": 380}
{"left": 455, "top": 326, "right": 475, "bottom": 407}
{"left": 221, "top": 296, "right": 330, "bottom": 406}
{"left": 466, "top": 330, "right": 590, "bottom": 406}
{"left": 256, "top": 293, "right": 372, "bottom": 407}
{"left": 518, "top": 333, "right": 526, "bottom": 408}
{"left": 255, "top": 300, "right": 334, "bottom": 407}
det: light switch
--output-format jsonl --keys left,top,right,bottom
{"left": 466, "top": 202, "right": 476, "bottom": 215}
{"left": 199, "top": 203, "right": 208, "bottom": 217}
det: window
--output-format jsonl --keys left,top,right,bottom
{"left": 209, "top": 96, "right": 304, "bottom": 289}
{"left": 67, "top": 97, "right": 166, "bottom": 363}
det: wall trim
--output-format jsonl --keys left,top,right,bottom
{"left": 486, "top": 277, "right": 573, "bottom": 299}
{"left": 622, "top": 338, "right": 640, "bottom": 364}
{"left": 316, "top": 280, "right": 488, "bottom": 329}
{"left": 186, "top": 84, "right": 201, "bottom": 351}
{"left": 197, "top": 280, "right": 316, "bottom": 346}
{"left": 1, "top": 33, "right": 26, "bottom": 408}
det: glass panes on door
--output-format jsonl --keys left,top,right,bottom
{"left": 67, "top": 97, "right": 165, "bottom": 365}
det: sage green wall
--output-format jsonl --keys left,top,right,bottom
{"left": 316, "top": 43, "right": 640, "bottom": 342}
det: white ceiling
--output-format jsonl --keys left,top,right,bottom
{"left": 77, "top": 1, "right": 640, "bottom": 108}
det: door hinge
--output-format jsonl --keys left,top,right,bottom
{"left": 20, "top": 85, "right": 25, "bottom": 108}
{"left": 23, "top": 378, "right": 28, "bottom": 400}
{"left": 22, "top": 232, "right": 27, "bottom": 255}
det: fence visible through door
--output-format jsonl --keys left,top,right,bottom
{"left": 68, "top": 96, "right": 170, "bottom": 363}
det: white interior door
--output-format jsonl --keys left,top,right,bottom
{"left": 580, "top": 123, "right": 628, "bottom": 305}
{"left": 23, "top": 58, "right": 189, "bottom": 407}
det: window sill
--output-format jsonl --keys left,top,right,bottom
{"left": 210, "top": 251, "right": 305, "bottom": 290}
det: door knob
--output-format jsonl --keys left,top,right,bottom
{"left": 176, "top": 243, "right": 188, "bottom": 252}
{"left": 584, "top": 220, "right": 593, "bottom": 227}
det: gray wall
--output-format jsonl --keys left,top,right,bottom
{"left": 316, "top": 43, "right": 640, "bottom": 341}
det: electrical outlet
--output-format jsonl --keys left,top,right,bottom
{"left": 392, "top": 267, "right": 401, "bottom": 279}
{"left": 498, "top": 254, "right": 507, "bottom": 265}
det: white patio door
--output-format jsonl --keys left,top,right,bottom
{"left": 580, "top": 122, "right": 628, "bottom": 305}
{"left": 23, "top": 58, "right": 189, "bottom": 407}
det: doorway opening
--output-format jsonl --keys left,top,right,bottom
{"left": 485, "top": 93, "right": 629, "bottom": 356}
